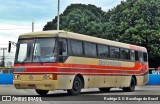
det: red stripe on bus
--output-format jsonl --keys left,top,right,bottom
{"left": 14, "top": 62, "right": 148, "bottom": 75}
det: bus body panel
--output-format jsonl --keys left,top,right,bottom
{"left": 13, "top": 56, "right": 148, "bottom": 90}
{"left": 13, "top": 30, "right": 148, "bottom": 91}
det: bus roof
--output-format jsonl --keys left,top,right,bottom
{"left": 19, "top": 30, "right": 147, "bottom": 52}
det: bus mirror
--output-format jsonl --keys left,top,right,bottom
{"left": 8, "top": 41, "right": 17, "bottom": 53}
{"left": 8, "top": 41, "right": 11, "bottom": 53}
{"left": 59, "top": 41, "right": 66, "bottom": 52}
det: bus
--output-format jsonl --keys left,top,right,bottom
{"left": 9, "top": 30, "right": 148, "bottom": 95}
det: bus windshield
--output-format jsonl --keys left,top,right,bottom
{"left": 15, "top": 38, "right": 57, "bottom": 63}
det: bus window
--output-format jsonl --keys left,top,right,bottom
{"left": 143, "top": 52, "right": 148, "bottom": 62}
{"left": 120, "top": 48, "right": 130, "bottom": 60}
{"left": 130, "top": 50, "right": 135, "bottom": 61}
{"left": 139, "top": 52, "right": 143, "bottom": 62}
{"left": 70, "top": 40, "right": 83, "bottom": 56}
{"left": 98, "top": 44, "right": 109, "bottom": 58}
{"left": 84, "top": 42, "right": 97, "bottom": 57}
{"left": 110, "top": 47, "right": 120, "bottom": 59}
{"left": 59, "top": 39, "right": 68, "bottom": 62}
{"left": 16, "top": 39, "right": 34, "bottom": 63}
{"left": 135, "top": 51, "right": 139, "bottom": 61}
{"left": 33, "top": 38, "right": 56, "bottom": 62}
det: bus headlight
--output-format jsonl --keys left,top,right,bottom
{"left": 49, "top": 74, "right": 53, "bottom": 79}
{"left": 43, "top": 74, "right": 57, "bottom": 80}
{"left": 43, "top": 74, "right": 49, "bottom": 80}
{"left": 14, "top": 74, "right": 21, "bottom": 80}
{"left": 43, "top": 74, "right": 52, "bottom": 80}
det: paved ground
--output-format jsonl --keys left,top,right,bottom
{"left": 0, "top": 85, "right": 160, "bottom": 104}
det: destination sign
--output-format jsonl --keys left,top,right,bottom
{"left": 99, "top": 60, "right": 121, "bottom": 66}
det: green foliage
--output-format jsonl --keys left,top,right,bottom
{"left": 43, "top": 4, "right": 105, "bottom": 37}
{"left": 43, "top": 1, "right": 160, "bottom": 67}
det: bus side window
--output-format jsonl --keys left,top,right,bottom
{"left": 138, "top": 52, "right": 143, "bottom": 62}
{"left": 143, "top": 52, "right": 148, "bottom": 62}
{"left": 84, "top": 42, "right": 97, "bottom": 57}
{"left": 70, "top": 39, "right": 83, "bottom": 56}
{"left": 130, "top": 50, "right": 135, "bottom": 61}
{"left": 120, "top": 48, "right": 130, "bottom": 60}
{"left": 110, "top": 47, "right": 120, "bottom": 59}
{"left": 59, "top": 39, "right": 67, "bottom": 62}
{"left": 135, "top": 51, "right": 139, "bottom": 61}
{"left": 98, "top": 44, "right": 110, "bottom": 58}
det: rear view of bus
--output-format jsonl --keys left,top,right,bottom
{"left": 10, "top": 30, "right": 148, "bottom": 96}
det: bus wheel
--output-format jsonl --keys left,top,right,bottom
{"left": 35, "top": 89, "right": 49, "bottom": 96}
{"left": 99, "top": 88, "right": 110, "bottom": 92}
{"left": 67, "top": 76, "right": 82, "bottom": 95}
{"left": 123, "top": 77, "right": 136, "bottom": 92}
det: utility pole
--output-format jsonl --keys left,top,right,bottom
{"left": 0, "top": 48, "right": 7, "bottom": 67}
{"left": 57, "top": 0, "right": 60, "bottom": 31}
{"left": 32, "top": 21, "right": 34, "bottom": 32}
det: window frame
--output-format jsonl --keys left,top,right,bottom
{"left": 67, "top": 39, "right": 148, "bottom": 63}
{"left": 58, "top": 38, "right": 68, "bottom": 62}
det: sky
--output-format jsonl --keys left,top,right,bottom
{"left": 0, "top": 0, "right": 124, "bottom": 65}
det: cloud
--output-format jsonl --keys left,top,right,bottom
{"left": 0, "top": 0, "right": 125, "bottom": 41}
{"left": 0, "top": 0, "right": 57, "bottom": 21}
{"left": 0, "top": 22, "right": 43, "bottom": 37}
{"left": 0, "top": 21, "right": 45, "bottom": 52}
{"left": 0, "top": 22, "right": 44, "bottom": 64}
{"left": 0, "top": 0, "right": 125, "bottom": 65}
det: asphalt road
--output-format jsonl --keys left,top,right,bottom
{"left": 0, "top": 85, "right": 160, "bottom": 104}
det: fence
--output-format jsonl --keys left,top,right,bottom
{"left": 0, "top": 67, "right": 160, "bottom": 85}
{"left": 147, "top": 68, "right": 160, "bottom": 85}
{"left": 0, "top": 67, "right": 13, "bottom": 84}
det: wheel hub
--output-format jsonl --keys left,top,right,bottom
{"left": 74, "top": 81, "right": 80, "bottom": 91}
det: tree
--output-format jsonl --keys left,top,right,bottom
{"left": 43, "top": 1, "right": 160, "bottom": 67}
{"left": 43, "top": 4, "right": 106, "bottom": 36}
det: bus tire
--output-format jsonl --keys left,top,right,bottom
{"left": 35, "top": 89, "right": 49, "bottom": 96}
{"left": 67, "top": 76, "right": 82, "bottom": 95}
{"left": 123, "top": 77, "right": 136, "bottom": 92}
{"left": 99, "top": 88, "right": 110, "bottom": 92}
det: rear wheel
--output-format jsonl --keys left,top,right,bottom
{"left": 123, "top": 77, "right": 136, "bottom": 92}
{"left": 35, "top": 89, "right": 49, "bottom": 96}
{"left": 67, "top": 76, "right": 82, "bottom": 95}
{"left": 99, "top": 88, "right": 110, "bottom": 92}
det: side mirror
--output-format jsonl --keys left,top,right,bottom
{"left": 8, "top": 41, "right": 17, "bottom": 53}
{"left": 8, "top": 41, "right": 11, "bottom": 53}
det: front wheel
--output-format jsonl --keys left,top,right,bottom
{"left": 35, "top": 89, "right": 49, "bottom": 96}
{"left": 123, "top": 77, "right": 136, "bottom": 92}
{"left": 67, "top": 76, "right": 82, "bottom": 95}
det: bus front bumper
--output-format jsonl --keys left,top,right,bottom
{"left": 14, "top": 80, "right": 58, "bottom": 91}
